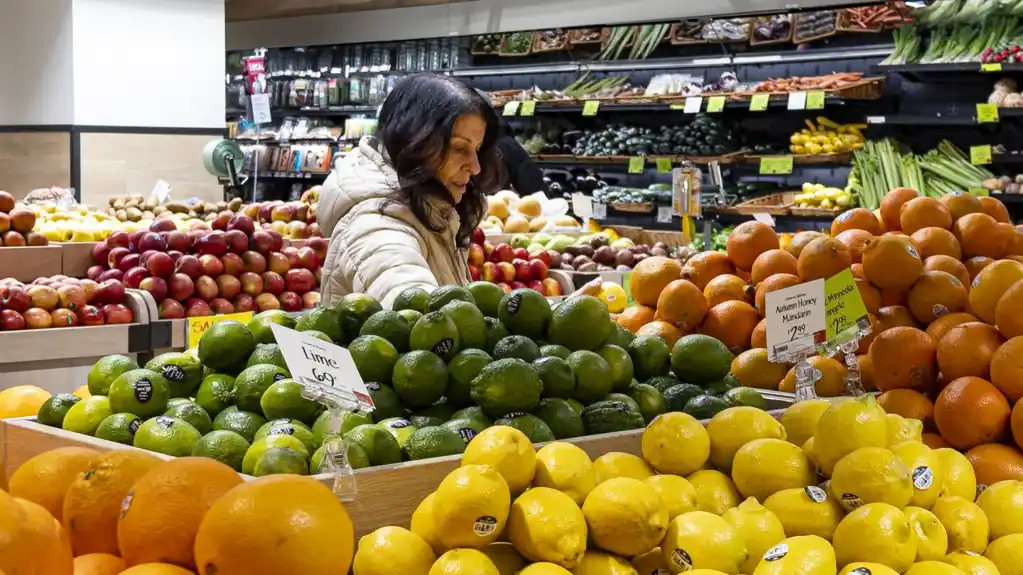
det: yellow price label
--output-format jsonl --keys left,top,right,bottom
{"left": 759, "top": 156, "right": 794, "bottom": 175}
{"left": 706, "top": 96, "right": 727, "bottom": 113}
{"left": 622, "top": 272, "right": 635, "bottom": 306}
{"left": 519, "top": 101, "right": 536, "bottom": 116}
{"left": 969, "top": 187, "right": 991, "bottom": 197}
{"left": 670, "top": 104, "right": 685, "bottom": 110}
{"left": 824, "top": 269, "right": 869, "bottom": 340}
{"left": 806, "top": 91, "right": 826, "bottom": 110}
{"left": 971, "top": 145, "right": 993, "bottom": 165}
{"left": 186, "top": 312, "right": 255, "bottom": 349}
{"left": 750, "top": 94, "right": 770, "bottom": 112}
{"left": 656, "top": 157, "right": 672, "bottom": 173}
{"left": 503, "top": 101, "right": 520, "bottom": 116}
{"left": 977, "top": 103, "right": 1000, "bottom": 123}
{"left": 582, "top": 100, "right": 600, "bottom": 116}
{"left": 982, "top": 62, "right": 1003, "bottom": 72}
{"left": 628, "top": 157, "right": 645, "bottom": 174}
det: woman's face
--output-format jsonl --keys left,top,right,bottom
{"left": 436, "top": 114, "right": 486, "bottom": 203}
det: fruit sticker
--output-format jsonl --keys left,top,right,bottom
{"left": 977, "top": 484, "right": 988, "bottom": 498}
{"left": 134, "top": 379, "right": 153, "bottom": 403}
{"left": 155, "top": 416, "right": 175, "bottom": 428}
{"left": 385, "top": 419, "right": 413, "bottom": 429}
{"left": 804, "top": 485, "right": 828, "bottom": 503}
{"left": 456, "top": 427, "right": 478, "bottom": 444}
{"left": 506, "top": 293, "right": 522, "bottom": 314}
{"left": 128, "top": 418, "right": 141, "bottom": 434}
{"left": 840, "top": 493, "right": 865, "bottom": 512}
{"left": 432, "top": 339, "right": 455, "bottom": 357}
{"left": 161, "top": 365, "right": 186, "bottom": 382}
{"left": 913, "top": 466, "right": 934, "bottom": 490}
{"left": 762, "top": 542, "right": 788, "bottom": 561}
{"left": 669, "top": 549, "right": 692, "bottom": 571}
{"left": 933, "top": 304, "right": 950, "bottom": 318}
{"left": 503, "top": 412, "right": 527, "bottom": 418}
{"left": 269, "top": 425, "right": 297, "bottom": 436}
{"left": 366, "top": 382, "right": 381, "bottom": 391}
{"left": 850, "top": 569, "right": 872, "bottom": 575}
{"left": 473, "top": 516, "right": 498, "bottom": 536}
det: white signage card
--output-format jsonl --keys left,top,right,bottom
{"left": 752, "top": 213, "right": 776, "bottom": 227}
{"left": 271, "top": 323, "right": 375, "bottom": 411}
{"left": 592, "top": 202, "right": 607, "bottom": 220}
{"left": 250, "top": 93, "right": 272, "bottom": 124}
{"left": 787, "top": 91, "right": 807, "bottom": 110}
{"left": 764, "top": 279, "right": 826, "bottom": 362}
{"left": 683, "top": 96, "right": 703, "bottom": 114}
{"left": 657, "top": 206, "right": 674, "bottom": 223}
{"left": 571, "top": 193, "right": 593, "bottom": 218}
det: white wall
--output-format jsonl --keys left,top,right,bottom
{"left": 227, "top": 0, "right": 860, "bottom": 49}
{"left": 72, "top": 0, "right": 226, "bottom": 128}
{"left": 0, "top": 0, "right": 76, "bottom": 125}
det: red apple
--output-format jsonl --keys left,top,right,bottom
{"left": 217, "top": 275, "right": 242, "bottom": 300}
{"left": 545, "top": 250, "right": 561, "bottom": 266}
{"left": 117, "top": 253, "right": 140, "bottom": 273}
{"left": 96, "top": 269, "right": 124, "bottom": 283}
{"left": 184, "top": 299, "right": 212, "bottom": 317}
{"left": 496, "top": 262, "right": 516, "bottom": 283}
{"left": 92, "top": 242, "right": 112, "bottom": 266}
{"left": 106, "top": 231, "right": 130, "bottom": 249}
{"left": 258, "top": 203, "right": 275, "bottom": 223}
{"left": 174, "top": 254, "right": 203, "bottom": 279}
{"left": 146, "top": 252, "right": 174, "bottom": 278}
{"left": 166, "top": 231, "right": 190, "bottom": 252}
{"left": 260, "top": 271, "right": 285, "bottom": 295}
{"left": 233, "top": 293, "right": 255, "bottom": 312}
{"left": 87, "top": 265, "right": 105, "bottom": 281}
{"left": 227, "top": 214, "right": 255, "bottom": 236}
{"left": 473, "top": 227, "right": 485, "bottom": 246}
{"left": 51, "top": 308, "right": 78, "bottom": 328}
{"left": 281, "top": 247, "right": 301, "bottom": 267}
{"left": 137, "top": 232, "right": 167, "bottom": 253}
{"left": 140, "top": 276, "right": 168, "bottom": 302}
{"left": 79, "top": 305, "right": 105, "bottom": 326}
{"left": 254, "top": 292, "right": 280, "bottom": 311}
{"left": 199, "top": 254, "right": 225, "bottom": 277}
{"left": 285, "top": 268, "right": 316, "bottom": 293}
{"left": 468, "top": 244, "right": 485, "bottom": 267}
{"left": 239, "top": 272, "right": 264, "bottom": 296}
{"left": 266, "top": 230, "right": 284, "bottom": 252}
{"left": 513, "top": 248, "right": 530, "bottom": 261}
{"left": 531, "top": 251, "right": 552, "bottom": 267}
{"left": 195, "top": 275, "right": 218, "bottom": 301}
{"left": 241, "top": 251, "right": 267, "bottom": 274}
{"left": 302, "top": 291, "right": 320, "bottom": 309}
{"left": 79, "top": 279, "right": 98, "bottom": 303}
{"left": 24, "top": 308, "right": 52, "bottom": 329}
{"left": 107, "top": 247, "right": 131, "bottom": 270}
{"left": 103, "top": 303, "right": 134, "bottom": 324}
{"left": 528, "top": 280, "right": 547, "bottom": 296}
{"left": 209, "top": 297, "right": 235, "bottom": 314}
{"left": 481, "top": 262, "right": 498, "bottom": 283}
{"left": 167, "top": 250, "right": 183, "bottom": 262}
{"left": 157, "top": 298, "right": 185, "bottom": 319}
{"left": 128, "top": 230, "right": 146, "bottom": 251}
{"left": 250, "top": 231, "right": 274, "bottom": 254}
{"left": 296, "top": 247, "right": 320, "bottom": 270}
{"left": 168, "top": 273, "right": 195, "bottom": 301}
{"left": 497, "top": 282, "right": 512, "bottom": 294}
{"left": 57, "top": 285, "right": 87, "bottom": 312}
{"left": 493, "top": 243, "right": 514, "bottom": 263}
{"left": 542, "top": 277, "right": 562, "bottom": 296}
{"left": 195, "top": 231, "right": 228, "bottom": 256}
{"left": 0, "top": 309, "right": 25, "bottom": 330}
{"left": 512, "top": 259, "right": 532, "bottom": 283}
{"left": 139, "top": 249, "right": 158, "bottom": 267}
{"left": 149, "top": 219, "right": 176, "bottom": 233}
{"left": 286, "top": 221, "right": 310, "bottom": 240}
{"left": 212, "top": 211, "right": 234, "bottom": 231}
{"left": 484, "top": 241, "right": 495, "bottom": 259}
{"left": 94, "top": 279, "right": 126, "bottom": 305}
{"left": 510, "top": 281, "right": 527, "bottom": 290}
{"left": 469, "top": 265, "right": 481, "bottom": 282}
{"left": 278, "top": 291, "right": 302, "bottom": 311}
{"left": 309, "top": 222, "right": 322, "bottom": 237}
{"left": 27, "top": 285, "right": 58, "bottom": 311}
{"left": 225, "top": 229, "right": 249, "bottom": 254}
{"left": 268, "top": 252, "right": 290, "bottom": 275}
{"left": 307, "top": 237, "right": 328, "bottom": 261}
{"left": 1, "top": 286, "right": 31, "bottom": 313}
{"left": 220, "top": 253, "right": 245, "bottom": 277}
{"left": 528, "top": 259, "right": 549, "bottom": 281}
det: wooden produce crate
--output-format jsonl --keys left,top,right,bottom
{"left": 716, "top": 192, "right": 797, "bottom": 216}
{"left": 58, "top": 242, "right": 99, "bottom": 278}
{"left": 0, "top": 246, "right": 63, "bottom": 282}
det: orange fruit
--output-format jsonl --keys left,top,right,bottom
{"left": 954, "top": 212, "right": 1008, "bottom": 259}
{"left": 8, "top": 447, "right": 99, "bottom": 519}
{"left": 617, "top": 305, "right": 656, "bottom": 333}
{"left": 935, "top": 376, "right": 1011, "bottom": 450}
{"left": 0, "top": 489, "right": 64, "bottom": 575}
{"left": 995, "top": 280, "right": 1023, "bottom": 339}
{"left": 923, "top": 255, "right": 971, "bottom": 288}
{"left": 730, "top": 348, "right": 788, "bottom": 390}
{"left": 907, "top": 270, "right": 969, "bottom": 324}
{"left": 1004, "top": 224, "right": 1023, "bottom": 257}
{"left": 73, "top": 554, "right": 125, "bottom": 575}
{"left": 657, "top": 279, "right": 708, "bottom": 331}
{"left": 921, "top": 433, "right": 950, "bottom": 449}
{"left": 784, "top": 231, "right": 828, "bottom": 259}
{"left": 965, "top": 443, "right": 1023, "bottom": 485}
{"left": 681, "top": 251, "right": 734, "bottom": 291}
{"left": 754, "top": 273, "right": 801, "bottom": 316}
{"left": 851, "top": 262, "right": 866, "bottom": 279}
{"left": 940, "top": 191, "right": 983, "bottom": 221}
{"left": 699, "top": 300, "right": 759, "bottom": 351}
{"left": 964, "top": 256, "right": 996, "bottom": 284}
{"left": 862, "top": 234, "right": 923, "bottom": 290}
{"left": 856, "top": 279, "right": 882, "bottom": 315}
{"left": 991, "top": 337, "right": 1023, "bottom": 403}
{"left": 979, "top": 196, "right": 1011, "bottom": 223}
{"left": 859, "top": 353, "right": 876, "bottom": 391}
{"left": 925, "top": 312, "right": 980, "bottom": 343}
{"left": 726, "top": 221, "right": 779, "bottom": 271}
{"left": 636, "top": 321, "right": 683, "bottom": 348}
{"left": 750, "top": 249, "right": 798, "bottom": 284}
{"left": 751, "top": 318, "right": 767, "bottom": 349}
{"left": 629, "top": 256, "right": 682, "bottom": 307}
{"left": 868, "top": 326, "right": 937, "bottom": 392}
{"left": 120, "top": 565, "right": 195, "bottom": 575}
{"left": 877, "top": 389, "right": 935, "bottom": 428}
{"left": 876, "top": 305, "right": 920, "bottom": 332}
{"left": 1014, "top": 398, "right": 1023, "bottom": 450}
{"left": 911, "top": 227, "right": 962, "bottom": 260}
{"left": 194, "top": 475, "right": 355, "bottom": 575}
{"left": 796, "top": 237, "right": 852, "bottom": 282}
{"left": 14, "top": 496, "right": 74, "bottom": 575}
{"left": 879, "top": 287, "right": 910, "bottom": 307}
{"left": 779, "top": 355, "right": 848, "bottom": 396}
{"left": 63, "top": 450, "right": 163, "bottom": 556}
{"left": 117, "top": 457, "right": 243, "bottom": 569}
{"left": 873, "top": 208, "right": 887, "bottom": 232}
{"left": 702, "top": 274, "right": 752, "bottom": 308}
{"left": 835, "top": 229, "right": 874, "bottom": 264}
{"left": 880, "top": 187, "right": 919, "bottom": 231}
{"left": 968, "top": 259, "right": 1023, "bottom": 324}
{"left": 832, "top": 207, "right": 883, "bottom": 236}
{"left": 936, "top": 322, "right": 1004, "bottom": 381}
{"left": 900, "top": 196, "right": 953, "bottom": 234}
{"left": 735, "top": 268, "right": 751, "bottom": 282}
{"left": 0, "top": 385, "right": 51, "bottom": 419}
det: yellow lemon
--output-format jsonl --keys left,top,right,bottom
{"left": 660, "top": 511, "right": 747, "bottom": 574}
{"left": 941, "top": 550, "right": 1002, "bottom": 575}
{"left": 763, "top": 487, "right": 845, "bottom": 541}
{"left": 707, "top": 407, "right": 786, "bottom": 472}
{"left": 571, "top": 550, "right": 638, "bottom": 575}
{"left": 722, "top": 498, "right": 786, "bottom": 575}
{"left": 462, "top": 426, "right": 536, "bottom": 493}
{"left": 582, "top": 478, "right": 668, "bottom": 558}
{"left": 802, "top": 437, "right": 817, "bottom": 467}
{"left": 73, "top": 385, "right": 91, "bottom": 400}
{"left": 985, "top": 534, "right": 1023, "bottom": 575}
{"left": 934, "top": 449, "right": 977, "bottom": 502}
{"left": 641, "top": 412, "right": 710, "bottom": 477}
{"left": 631, "top": 548, "right": 669, "bottom": 575}
{"left": 812, "top": 395, "right": 888, "bottom": 477}
{"left": 931, "top": 495, "right": 989, "bottom": 554}
{"left": 905, "top": 562, "right": 967, "bottom": 575}
{"left": 751, "top": 535, "right": 836, "bottom": 575}
{"left": 905, "top": 506, "right": 948, "bottom": 561}
{"left": 645, "top": 475, "right": 697, "bottom": 520}
{"left": 887, "top": 414, "right": 924, "bottom": 447}
{"left": 533, "top": 442, "right": 596, "bottom": 505}
{"left": 507, "top": 487, "right": 587, "bottom": 569}
{"left": 782, "top": 399, "right": 831, "bottom": 447}
{"left": 599, "top": 283, "right": 628, "bottom": 313}
{"left": 687, "top": 470, "right": 741, "bottom": 515}
{"left": 433, "top": 465, "right": 511, "bottom": 549}
{"left": 483, "top": 543, "right": 526, "bottom": 575}
{"left": 411, "top": 492, "right": 446, "bottom": 554}
{"left": 592, "top": 452, "right": 654, "bottom": 483}
{"left": 892, "top": 441, "right": 943, "bottom": 509}
{"left": 828, "top": 447, "right": 913, "bottom": 511}
{"left": 976, "top": 480, "right": 1023, "bottom": 539}
{"left": 839, "top": 563, "right": 900, "bottom": 575}
{"left": 732, "top": 438, "right": 816, "bottom": 502}
{"left": 0, "top": 385, "right": 51, "bottom": 419}
{"left": 519, "top": 563, "right": 573, "bottom": 575}
{"left": 833, "top": 503, "right": 916, "bottom": 573}
{"left": 429, "top": 549, "right": 500, "bottom": 575}
{"left": 354, "top": 526, "right": 436, "bottom": 575}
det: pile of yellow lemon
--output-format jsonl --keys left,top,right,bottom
{"left": 789, "top": 117, "right": 866, "bottom": 156}
{"left": 793, "top": 182, "right": 856, "bottom": 211}
{"left": 352, "top": 395, "right": 1022, "bottom": 575}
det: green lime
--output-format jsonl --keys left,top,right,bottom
{"left": 311, "top": 409, "right": 372, "bottom": 446}
{"left": 596, "top": 344, "right": 635, "bottom": 391}
{"left": 167, "top": 398, "right": 191, "bottom": 408}
{"left": 295, "top": 306, "right": 343, "bottom": 343}
{"left": 242, "top": 434, "right": 310, "bottom": 475}
{"left": 133, "top": 416, "right": 202, "bottom": 457}
{"left": 192, "top": 430, "right": 250, "bottom": 471}
{"left": 144, "top": 352, "right": 203, "bottom": 398}
{"left": 440, "top": 418, "right": 489, "bottom": 445}
{"left": 260, "top": 379, "right": 320, "bottom": 424}
{"left": 409, "top": 311, "right": 460, "bottom": 361}
{"left": 404, "top": 426, "right": 466, "bottom": 461}
{"left": 37, "top": 394, "right": 80, "bottom": 428}
{"left": 626, "top": 383, "right": 666, "bottom": 423}
{"left": 337, "top": 293, "right": 384, "bottom": 344}
{"left": 645, "top": 375, "right": 682, "bottom": 393}
{"left": 391, "top": 350, "right": 448, "bottom": 408}
{"left": 723, "top": 387, "right": 767, "bottom": 410}
{"left": 494, "top": 413, "right": 555, "bottom": 443}
{"left": 483, "top": 317, "right": 510, "bottom": 355}
{"left": 532, "top": 356, "right": 575, "bottom": 399}
{"left": 605, "top": 393, "right": 641, "bottom": 412}
{"left": 198, "top": 320, "right": 256, "bottom": 371}
{"left": 344, "top": 423, "right": 402, "bottom": 466}
{"left": 671, "top": 334, "right": 734, "bottom": 385}
{"left": 470, "top": 358, "right": 542, "bottom": 418}
{"left": 94, "top": 413, "right": 141, "bottom": 445}
{"left": 428, "top": 285, "right": 475, "bottom": 312}
{"left": 247, "top": 310, "right": 296, "bottom": 344}
{"left": 195, "top": 374, "right": 236, "bottom": 417}
{"left": 234, "top": 364, "right": 290, "bottom": 414}
{"left": 466, "top": 281, "right": 504, "bottom": 318}
{"left": 364, "top": 383, "right": 406, "bottom": 423}
{"left": 628, "top": 336, "right": 671, "bottom": 380}
{"left": 376, "top": 417, "right": 419, "bottom": 449}
{"left": 449, "top": 406, "right": 492, "bottom": 427}
{"left": 359, "top": 311, "right": 412, "bottom": 352}
{"left": 532, "top": 398, "right": 585, "bottom": 439}
{"left": 539, "top": 344, "right": 571, "bottom": 360}
{"left": 212, "top": 409, "right": 267, "bottom": 442}
{"left": 705, "top": 374, "right": 740, "bottom": 395}
{"left": 397, "top": 309, "right": 423, "bottom": 326}
{"left": 245, "top": 343, "right": 290, "bottom": 372}
{"left": 253, "top": 447, "right": 309, "bottom": 476}
{"left": 441, "top": 300, "right": 488, "bottom": 351}
{"left": 87, "top": 355, "right": 139, "bottom": 396}
{"left": 684, "top": 394, "right": 730, "bottom": 420}
{"left": 582, "top": 401, "right": 645, "bottom": 435}
{"left": 498, "top": 288, "right": 551, "bottom": 340}
{"left": 493, "top": 335, "right": 541, "bottom": 362}
{"left": 413, "top": 402, "right": 458, "bottom": 424}
{"left": 547, "top": 295, "right": 611, "bottom": 351}
{"left": 310, "top": 438, "right": 370, "bottom": 474}
{"left": 446, "top": 349, "right": 493, "bottom": 407}
{"left": 393, "top": 287, "right": 430, "bottom": 314}
{"left": 108, "top": 369, "right": 170, "bottom": 419}
{"left": 566, "top": 350, "right": 613, "bottom": 404}
{"left": 254, "top": 419, "right": 316, "bottom": 452}
{"left": 602, "top": 322, "right": 636, "bottom": 348}
{"left": 303, "top": 330, "right": 333, "bottom": 342}
{"left": 663, "top": 383, "right": 705, "bottom": 413}
{"left": 164, "top": 401, "right": 213, "bottom": 434}
{"left": 566, "top": 399, "right": 585, "bottom": 414}
{"left": 348, "top": 335, "right": 399, "bottom": 384}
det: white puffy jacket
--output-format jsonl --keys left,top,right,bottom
{"left": 317, "top": 137, "right": 471, "bottom": 309}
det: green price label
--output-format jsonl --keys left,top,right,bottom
{"left": 982, "top": 62, "right": 1003, "bottom": 72}
{"left": 977, "top": 103, "right": 999, "bottom": 123}
{"left": 759, "top": 156, "right": 794, "bottom": 175}
{"left": 628, "top": 157, "right": 645, "bottom": 173}
{"left": 520, "top": 100, "right": 536, "bottom": 116}
{"left": 622, "top": 272, "right": 635, "bottom": 306}
{"left": 806, "top": 91, "right": 826, "bottom": 110}
{"left": 670, "top": 104, "right": 685, "bottom": 110}
{"left": 503, "top": 102, "right": 520, "bottom": 116}
{"left": 706, "top": 96, "right": 727, "bottom": 113}
{"left": 824, "top": 269, "right": 869, "bottom": 341}
{"left": 582, "top": 100, "right": 600, "bottom": 116}
{"left": 971, "top": 145, "right": 992, "bottom": 165}
{"left": 656, "top": 157, "right": 672, "bottom": 173}
{"left": 750, "top": 94, "right": 770, "bottom": 112}
{"left": 969, "top": 187, "right": 991, "bottom": 197}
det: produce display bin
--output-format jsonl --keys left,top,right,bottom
{"left": 0, "top": 246, "right": 64, "bottom": 282}
{"left": 57, "top": 242, "right": 99, "bottom": 278}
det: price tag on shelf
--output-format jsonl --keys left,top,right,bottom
{"left": 582, "top": 100, "right": 600, "bottom": 116}
{"left": 684, "top": 96, "right": 703, "bottom": 114}
{"left": 571, "top": 193, "right": 593, "bottom": 218}
{"left": 750, "top": 94, "right": 770, "bottom": 112}
{"left": 787, "top": 92, "right": 807, "bottom": 111}
{"left": 866, "top": 116, "right": 886, "bottom": 124}
{"left": 969, "top": 187, "right": 991, "bottom": 197}
{"left": 977, "top": 103, "right": 1000, "bottom": 123}
{"left": 503, "top": 101, "right": 520, "bottom": 116}
{"left": 753, "top": 213, "right": 776, "bottom": 227}
{"left": 806, "top": 91, "right": 826, "bottom": 110}
{"left": 824, "top": 269, "right": 869, "bottom": 341}
{"left": 764, "top": 279, "right": 826, "bottom": 363}
{"left": 982, "top": 62, "right": 1003, "bottom": 72}
{"left": 519, "top": 101, "right": 536, "bottom": 116}
{"left": 187, "top": 312, "right": 254, "bottom": 349}
{"left": 971, "top": 145, "right": 993, "bottom": 165}
{"left": 760, "top": 156, "right": 794, "bottom": 175}
{"left": 250, "top": 93, "right": 272, "bottom": 124}
{"left": 592, "top": 202, "right": 607, "bottom": 220}
{"left": 628, "top": 157, "right": 645, "bottom": 174}
{"left": 706, "top": 96, "right": 727, "bottom": 113}
{"left": 656, "top": 205, "right": 674, "bottom": 223}
{"left": 271, "top": 324, "right": 376, "bottom": 412}
{"left": 656, "top": 157, "right": 672, "bottom": 173}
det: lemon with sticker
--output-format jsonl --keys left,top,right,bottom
{"left": 763, "top": 487, "right": 844, "bottom": 541}
{"left": 751, "top": 535, "right": 835, "bottom": 575}
{"left": 839, "top": 563, "right": 900, "bottom": 575}
{"left": 599, "top": 282, "right": 628, "bottom": 313}
{"left": 722, "top": 498, "right": 786, "bottom": 575}
{"left": 893, "top": 441, "right": 942, "bottom": 509}
{"left": 433, "top": 465, "right": 511, "bottom": 550}
{"left": 660, "top": 511, "right": 747, "bottom": 574}
{"left": 828, "top": 447, "right": 913, "bottom": 510}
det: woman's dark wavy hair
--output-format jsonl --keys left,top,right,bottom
{"left": 377, "top": 73, "right": 504, "bottom": 247}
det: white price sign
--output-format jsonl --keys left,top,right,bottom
{"left": 656, "top": 205, "right": 674, "bottom": 223}
{"left": 592, "top": 202, "right": 607, "bottom": 220}
{"left": 787, "top": 91, "right": 807, "bottom": 110}
{"left": 249, "top": 93, "right": 272, "bottom": 124}
{"left": 683, "top": 96, "right": 703, "bottom": 114}
{"left": 764, "top": 279, "right": 826, "bottom": 362}
{"left": 752, "top": 213, "right": 776, "bottom": 227}
{"left": 271, "top": 324, "right": 375, "bottom": 411}
{"left": 571, "top": 193, "right": 593, "bottom": 218}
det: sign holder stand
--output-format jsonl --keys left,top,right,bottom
{"left": 299, "top": 387, "right": 362, "bottom": 501}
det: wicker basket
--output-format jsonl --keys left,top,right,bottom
{"left": 789, "top": 206, "right": 844, "bottom": 217}
{"left": 607, "top": 226, "right": 689, "bottom": 247}
{"left": 699, "top": 18, "right": 754, "bottom": 44}
{"left": 749, "top": 16, "right": 794, "bottom": 46}
{"left": 568, "top": 28, "right": 604, "bottom": 45}
{"left": 668, "top": 21, "right": 709, "bottom": 45}
{"left": 470, "top": 34, "right": 502, "bottom": 56}
{"left": 611, "top": 202, "right": 654, "bottom": 213}
{"left": 499, "top": 32, "right": 536, "bottom": 57}
{"left": 532, "top": 30, "right": 571, "bottom": 53}
{"left": 792, "top": 11, "right": 838, "bottom": 44}
{"left": 836, "top": 9, "right": 883, "bottom": 33}
{"left": 733, "top": 192, "right": 797, "bottom": 216}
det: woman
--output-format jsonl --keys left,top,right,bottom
{"left": 317, "top": 74, "right": 504, "bottom": 308}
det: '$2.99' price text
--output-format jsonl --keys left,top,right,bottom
{"left": 788, "top": 324, "right": 807, "bottom": 341}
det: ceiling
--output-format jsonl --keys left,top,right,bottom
{"left": 226, "top": 0, "right": 474, "bottom": 22}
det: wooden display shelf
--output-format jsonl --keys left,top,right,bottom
{"left": 0, "top": 246, "right": 63, "bottom": 282}
{"left": 57, "top": 242, "right": 98, "bottom": 278}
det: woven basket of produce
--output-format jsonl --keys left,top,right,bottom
{"left": 789, "top": 206, "right": 843, "bottom": 217}
{"left": 611, "top": 202, "right": 654, "bottom": 213}
{"left": 499, "top": 32, "right": 535, "bottom": 56}
{"left": 833, "top": 78, "right": 885, "bottom": 100}
{"left": 792, "top": 11, "right": 837, "bottom": 43}
{"left": 568, "top": 28, "right": 603, "bottom": 45}
{"left": 669, "top": 20, "right": 710, "bottom": 45}
{"left": 532, "top": 29, "right": 571, "bottom": 53}
{"left": 734, "top": 192, "right": 796, "bottom": 216}
{"left": 750, "top": 14, "right": 794, "bottom": 46}
{"left": 836, "top": 7, "right": 885, "bottom": 33}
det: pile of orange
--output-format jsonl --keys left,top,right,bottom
{"left": 1, "top": 449, "right": 355, "bottom": 575}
